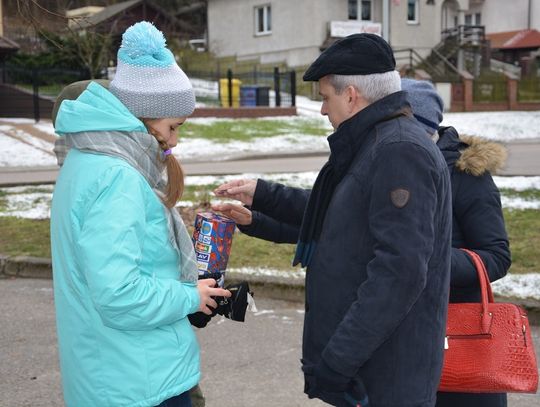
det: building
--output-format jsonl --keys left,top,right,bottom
{"left": 66, "top": 6, "right": 105, "bottom": 29}
{"left": 487, "top": 29, "right": 540, "bottom": 76}
{"left": 207, "top": 0, "right": 540, "bottom": 70}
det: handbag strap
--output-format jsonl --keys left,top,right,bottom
{"left": 460, "top": 249, "right": 494, "bottom": 334}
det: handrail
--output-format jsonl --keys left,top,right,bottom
{"left": 394, "top": 48, "right": 460, "bottom": 79}
{"left": 431, "top": 48, "right": 462, "bottom": 75}
{"left": 441, "top": 25, "right": 485, "bottom": 45}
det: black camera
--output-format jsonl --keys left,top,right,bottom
{"left": 188, "top": 274, "right": 253, "bottom": 328}
{"left": 213, "top": 281, "right": 252, "bottom": 322}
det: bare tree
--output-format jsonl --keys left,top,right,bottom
{"left": 15, "top": 0, "right": 113, "bottom": 78}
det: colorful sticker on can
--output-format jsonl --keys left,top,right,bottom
{"left": 197, "top": 262, "right": 209, "bottom": 271}
{"left": 201, "top": 220, "right": 213, "bottom": 235}
{"left": 196, "top": 252, "right": 210, "bottom": 262}
{"left": 198, "top": 235, "right": 212, "bottom": 244}
{"left": 195, "top": 242, "right": 212, "bottom": 254}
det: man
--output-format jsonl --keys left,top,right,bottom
{"left": 214, "top": 33, "right": 452, "bottom": 407}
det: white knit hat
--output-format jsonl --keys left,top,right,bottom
{"left": 110, "top": 21, "right": 195, "bottom": 118}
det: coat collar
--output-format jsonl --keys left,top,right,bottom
{"left": 437, "top": 126, "right": 507, "bottom": 176}
{"left": 327, "top": 91, "right": 411, "bottom": 178}
{"left": 55, "top": 81, "right": 147, "bottom": 135}
{"left": 436, "top": 126, "right": 465, "bottom": 170}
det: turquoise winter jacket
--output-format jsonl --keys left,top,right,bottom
{"left": 51, "top": 82, "right": 201, "bottom": 407}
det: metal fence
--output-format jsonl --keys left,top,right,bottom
{"left": 0, "top": 63, "right": 297, "bottom": 121}
{"left": 518, "top": 78, "right": 540, "bottom": 103}
{"left": 473, "top": 77, "right": 508, "bottom": 103}
{"left": 0, "top": 64, "right": 91, "bottom": 121}
{"left": 186, "top": 67, "right": 297, "bottom": 108}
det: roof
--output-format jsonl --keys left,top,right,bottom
{"left": 72, "top": 0, "right": 181, "bottom": 31}
{"left": 74, "top": 0, "right": 141, "bottom": 29}
{"left": 0, "top": 36, "right": 20, "bottom": 52}
{"left": 487, "top": 29, "right": 540, "bottom": 50}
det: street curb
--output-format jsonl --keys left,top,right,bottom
{"left": 0, "top": 254, "right": 54, "bottom": 279}
{"left": 2, "top": 255, "right": 539, "bottom": 325}
{"left": 0, "top": 255, "right": 307, "bottom": 301}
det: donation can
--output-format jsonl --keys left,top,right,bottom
{"left": 192, "top": 212, "right": 236, "bottom": 286}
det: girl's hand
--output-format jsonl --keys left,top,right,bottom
{"left": 197, "top": 279, "right": 231, "bottom": 315}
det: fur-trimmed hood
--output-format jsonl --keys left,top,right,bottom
{"left": 437, "top": 126, "right": 507, "bottom": 176}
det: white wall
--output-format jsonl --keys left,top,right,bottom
{"left": 208, "top": 0, "right": 347, "bottom": 67}
{"left": 389, "top": 0, "right": 442, "bottom": 55}
{"left": 207, "top": 0, "right": 540, "bottom": 70}
{"left": 478, "top": 0, "right": 539, "bottom": 33}
{"left": 435, "top": 82, "right": 452, "bottom": 112}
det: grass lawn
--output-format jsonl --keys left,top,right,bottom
{"left": 500, "top": 188, "right": 540, "bottom": 200}
{"left": 504, "top": 209, "right": 540, "bottom": 274}
{"left": 0, "top": 215, "right": 297, "bottom": 269}
{"left": 0, "top": 217, "right": 51, "bottom": 258}
{"left": 1, "top": 208, "right": 538, "bottom": 275}
{"left": 181, "top": 117, "right": 329, "bottom": 142}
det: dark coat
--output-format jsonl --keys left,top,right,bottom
{"left": 243, "top": 92, "right": 453, "bottom": 407}
{"left": 436, "top": 127, "right": 511, "bottom": 302}
{"left": 435, "top": 127, "right": 511, "bottom": 407}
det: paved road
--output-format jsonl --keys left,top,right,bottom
{"left": 1, "top": 278, "right": 539, "bottom": 407}
{"left": 0, "top": 154, "right": 330, "bottom": 187}
{"left": 1, "top": 140, "right": 540, "bottom": 187}
{"left": 499, "top": 140, "right": 540, "bottom": 176}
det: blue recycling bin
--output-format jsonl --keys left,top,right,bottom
{"left": 256, "top": 86, "right": 270, "bottom": 106}
{"left": 240, "top": 86, "right": 258, "bottom": 106}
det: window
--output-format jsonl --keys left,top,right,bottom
{"left": 255, "top": 5, "right": 271, "bottom": 35}
{"left": 348, "top": 0, "right": 357, "bottom": 19}
{"left": 465, "top": 14, "right": 472, "bottom": 26}
{"left": 475, "top": 13, "right": 482, "bottom": 25}
{"left": 348, "top": 0, "right": 372, "bottom": 21}
{"left": 361, "top": 0, "right": 372, "bottom": 21}
{"left": 407, "top": 0, "right": 419, "bottom": 24}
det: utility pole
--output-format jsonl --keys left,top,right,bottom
{"left": 0, "top": 0, "right": 4, "bottom": 37}
{"left": 528, "top": 0, "right": 532, "bottom": 30}
{"left": 383, "top": 0, "right": 390, "bottom": 42}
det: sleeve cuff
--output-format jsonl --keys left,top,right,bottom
{"left": 252, "top": 179, "right": 271, "bottom": 211}
{"left": 179, "top": 282, "right": 200, "bottom": 316}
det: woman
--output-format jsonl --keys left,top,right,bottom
{"left": 434, "top": 127, "right": 511, "bottom": 407}
{"left": 401, "top": 78, "right": 511, "bottom": 407}
{"left": 51, "top": 21, "right": 229, "bottom": 407}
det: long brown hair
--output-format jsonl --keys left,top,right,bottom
{"left": 143, "top": 120, "right": 185, "bottom": 208}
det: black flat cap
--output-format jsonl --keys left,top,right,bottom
{"left": 303, "top": 33, "right": 396, "bottom": 81}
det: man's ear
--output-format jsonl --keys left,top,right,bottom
{"left": 346, "top": 85, "right": 359, "bottom": 109}
{"left": 348, "top": 86, "right": 369, "bottom": 113}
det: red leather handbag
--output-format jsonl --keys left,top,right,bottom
{"left": 439, "top": 249, "right": 539, "bottom": 393}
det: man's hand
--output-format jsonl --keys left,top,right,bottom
{"left": 197, "top": 279, "right": 231, "bottom": 315}
{"left": 214, "top": 179, "right": 257, "bottom": 206}
{"left": 212, "top": 203, "right": 253, "bottom": 225}
{"left": 313, "top": 358, "right": 351, "bottom": 393}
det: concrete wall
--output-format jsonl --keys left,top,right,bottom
{"left": 208, "top": 0, "right": 347, "bottom": 67}
{"left": 208, "top": 0, "right": 447, "bottom": 65}
{"left": 0, "top": 84, "right": 54, "bottom": 120}
{"left": 389, "top": 1, "right": 442, "bottom": 57}
{"left": 208, "top": 0, "right": 540, "bottom": 68}
{"left": 471, "top": 0, "right": 540, "bottom": 34}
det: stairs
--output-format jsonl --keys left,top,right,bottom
{"left": 401, "top": 25, "right": 491, "bottom": 82}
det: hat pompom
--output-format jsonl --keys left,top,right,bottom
{"left": 121, "top": 21, "right": 166, "bottom": 59}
